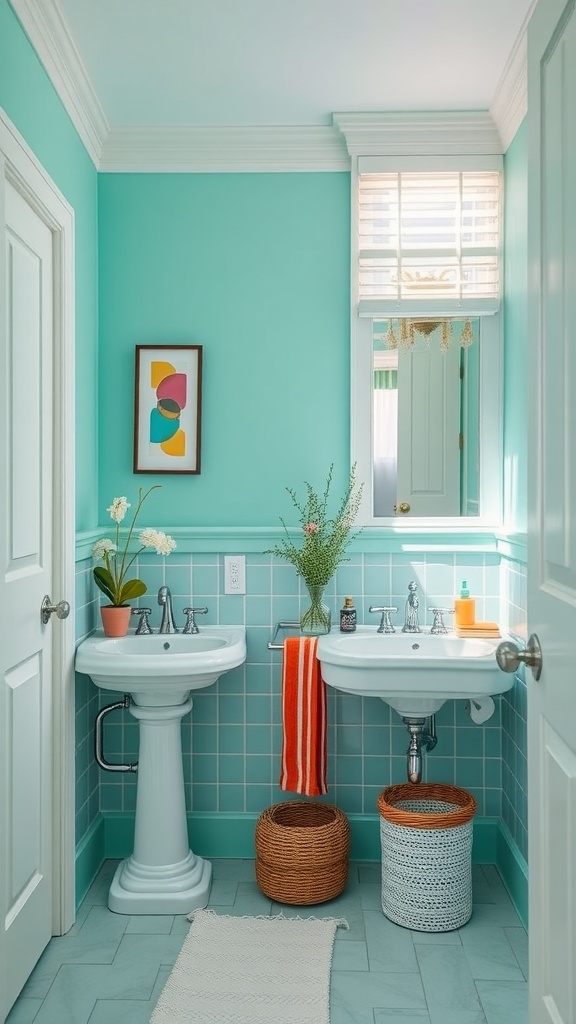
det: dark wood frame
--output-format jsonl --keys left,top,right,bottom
{"left": 133, "top": 344, "right": 202, "bottom": 474}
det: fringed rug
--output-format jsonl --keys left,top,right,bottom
{"left": 149, "top": 908, "right": 347, "bottom": 1024}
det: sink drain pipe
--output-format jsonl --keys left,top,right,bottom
{"left": 403, "top": 715, "right": 437, "bottom": 784}
{"left": 94, "top": 695, "right": 138, "bottom": 773}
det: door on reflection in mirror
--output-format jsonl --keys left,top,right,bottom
{"left": 372, "top": 318, "right": 478, "bottom": 517}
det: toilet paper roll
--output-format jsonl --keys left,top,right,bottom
{"left": 466, "top": 696, "right": 495, "bottom": 724}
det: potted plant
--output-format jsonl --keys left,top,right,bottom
{"left": 266, "top": 465, "right": 363, "bottom": 635}
{"left": 92, "top": 485, "right": 176, "bottom": 636}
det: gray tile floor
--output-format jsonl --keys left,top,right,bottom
{"left": 8, "top": 859, "right": 528, "bottom": 1024}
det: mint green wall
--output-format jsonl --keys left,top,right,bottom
{"left": 0, "top": 0, "right": 99, "bottom": 531}
{"left": 503, "top": 120, "right": 528, "bottom": 533}
{"left": 97, "top": 173, "right": 350, "bottom": 526}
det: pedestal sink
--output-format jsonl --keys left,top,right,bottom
{"left": 75, "top": 627, "right": 246, "bottom": 914}
{"left": 316, "top": 627, "right": 512, "bottom": 718}
{"left": 317, "top": 627, "right": 513, "bottom": 782}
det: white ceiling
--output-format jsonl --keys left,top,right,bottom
{"left": 56, "top": 0, "right": 534, "bottom": 128}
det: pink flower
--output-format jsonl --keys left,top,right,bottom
{"left": 303, "top": 522, "right": 319, "bottom": 534}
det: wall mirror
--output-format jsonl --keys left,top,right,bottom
{"left": 352, "top": 313, "right": 502, "bottom": 526}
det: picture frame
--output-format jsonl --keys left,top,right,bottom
{"left": 133, "top": 345, "right": 202, "bottom": 474}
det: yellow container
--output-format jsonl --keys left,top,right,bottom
{"left": 454, "top": 580, "right": 475, "bottom": 627}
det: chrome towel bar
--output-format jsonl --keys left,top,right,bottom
{"left": 267, "top": 621, "right": 301, "bottom": 650}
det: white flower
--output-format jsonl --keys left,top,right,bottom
{"left": 107, "top": 496, "right": 131, "bottom": 523}
{"left": 92, "top": 538, "right": 117, "bottom": 560}
{"left": 139, "top": 528, "right": 176, "bottom": 556}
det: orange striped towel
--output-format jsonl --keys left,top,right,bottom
{"left": 280, "top": 636, "right": 328, "bottom": 797}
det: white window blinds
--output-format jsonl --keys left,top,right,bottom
{"left": 357, "top": 168, "right": 501, "bottom": 317}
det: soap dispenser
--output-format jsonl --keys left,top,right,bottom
{"left": 340, "top": 596, "right": 357, "bottom": 632}
{"left": 454, "top": 580, "right": 475, "bottom": 627}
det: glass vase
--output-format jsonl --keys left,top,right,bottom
{"left": 300, "top": 583, "right": 332, "bottom": 636}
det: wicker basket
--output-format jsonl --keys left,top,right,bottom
{"left": 255, "top": 801, "right": 350, "bottom": 905}
{"left": 377, "top": 784, "right": 477, "bottom": 932}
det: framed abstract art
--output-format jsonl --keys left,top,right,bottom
{"left": 133, "top": 345, "right": 202, "bottom": 474}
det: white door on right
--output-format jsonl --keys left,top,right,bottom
{"left": 527, "top": 1, "right": 576, "bottom": 1021}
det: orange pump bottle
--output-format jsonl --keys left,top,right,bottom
{"left": 454, "top": 580, "right": 475, "bottom": 627}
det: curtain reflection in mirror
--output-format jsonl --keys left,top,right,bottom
{"left": 373, "top": 349, "right": 398, "bottom": 516}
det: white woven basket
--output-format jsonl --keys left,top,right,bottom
{"left": 378, "top": 785, "right": 477, "bottom": 932}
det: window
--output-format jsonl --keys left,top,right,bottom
{"left": 344, "top": 147, "right": 503, "bottom": 526}
{"left": 358, "top": 167, "right": 501, "bottom": 314}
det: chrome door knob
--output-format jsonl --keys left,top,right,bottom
{"left": 496, "top": 633, "right": 542, "bottom": 681}
{"left": 40, "top": 595, "right": 71, "bottom": 624}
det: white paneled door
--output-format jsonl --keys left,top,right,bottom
{"left": 396, "top": 337, "right": 461, "bottom": 516}
{"left": 1, "top": 177, "right": 55, "bottom": 1018}
{"left": 527, "top": 2, "right": 576, "bottom": 1022}
{"left": 0, "top": 114, "right": 75, "bottom": 1022}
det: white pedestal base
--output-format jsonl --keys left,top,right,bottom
{"left": 108, "top": 696, "right": 212, "bottom": 915}
{"left": 109, "top": 851, "right": 212, "bottom": 915}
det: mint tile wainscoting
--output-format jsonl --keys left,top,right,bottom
{"left": 74, "top": 538, "right": 529, "bottom": 928}
{"left": 8, "top": 859, "right": 527, "bottom": 1024}
{"left": 499, "top": 554, "right": 528, "bottom": 861}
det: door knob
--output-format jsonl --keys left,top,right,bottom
{"left": 496, "top": 633, "right": 542, "bottom": 681}
{"left": 394, "top": 502, "right": 411, "bottom": 514}
{"left": 41, "top": 595, "right": 71, "bottom": 625}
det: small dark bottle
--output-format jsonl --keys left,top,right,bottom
{"left": 340, "top": 596, "right": 357, "bottom": 632}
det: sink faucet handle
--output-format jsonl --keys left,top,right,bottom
{"left": 369, "top": 605, "right": 398, "bottom": 634}
{"left": 430, "top": 607, "right": 453, "bottom": 634}
{"left": 131, "top": 607, "right": 153, "bottom": 635}
{"left": 182, "top": 606, "right": 208, "bottom": 634}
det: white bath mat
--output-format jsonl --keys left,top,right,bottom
{"left": 149, "top": 908, "right": 346, "bottom": 1024}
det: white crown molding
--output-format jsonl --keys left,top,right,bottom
{"left": 490, "top": 1, "right": 536, "bottom": 151}
{"left": 99, "top": 125, "right": 350, "bottom": 173}
{"left": 9, "top": 0, "right": 530, "bottom": 170}
{"left": 333, "top": 110, "right": 503, "bottom": 156}
{"left": 10, "top": 0, "right": 348, "bottom": 171}
{"left": 9, "top": 0, "right": 108, "bottom": 166}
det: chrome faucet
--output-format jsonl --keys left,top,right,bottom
{"left": 402, "top": 580, "right": 421, "bottom": 633}
{"left": 369, "top": 605, "right": 397, "bottom": 633}
{"left": 158, "top": 586, "right": 178, "bottom": 633}
{"left": 182, "top": 606, "right": 208, "bottom": 634}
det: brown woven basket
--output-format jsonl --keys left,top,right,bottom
{"left": 378, "top": 784, "right": 477, "bottom": 830}
{"left": 255, "top": 801, "right": 350, "bottom": 904}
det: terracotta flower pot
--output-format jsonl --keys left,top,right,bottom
{"left": 100, "top": 605, "right": 131, "bottom": 637}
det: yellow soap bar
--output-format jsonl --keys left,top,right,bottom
{"left": 461, "top": 621, "right": 499, "bottom": 631}
{"left": 456, "top": 626, "right": 501, "bottom": 638}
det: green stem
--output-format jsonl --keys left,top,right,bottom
{"left": 118, "top": 547, "right": 145, "bottom": 583}
{"left": 116, "top": 485, "right": 159, "bottom": 596}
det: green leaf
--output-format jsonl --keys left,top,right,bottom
{"left": 93, "top": 566, "right": 116, "bottom": 603}
{"left": 118, "top": 579, "right": 147, "bottom": 604}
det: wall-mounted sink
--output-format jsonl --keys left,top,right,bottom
{"left": 76, "top": 626, "right": 246, "bottom": 706}
{"left": 317, "top": 627, "right": 512, "bottom": 718}
{"left": 75, "top": 625, "right": 246, "bottom": 915}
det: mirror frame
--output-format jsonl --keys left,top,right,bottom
{"left": 351, "top": 312, "right": 503, "bottom": 528}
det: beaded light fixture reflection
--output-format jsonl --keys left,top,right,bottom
{"left": 379, "top": 317, "right": 475, "bottom": 351}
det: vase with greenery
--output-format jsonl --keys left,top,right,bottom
{"left": 266, "top": 465, "right": 363, "bottom": 635}
{"left": 93, "top": 486, "right": 176, "bottom": 635}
